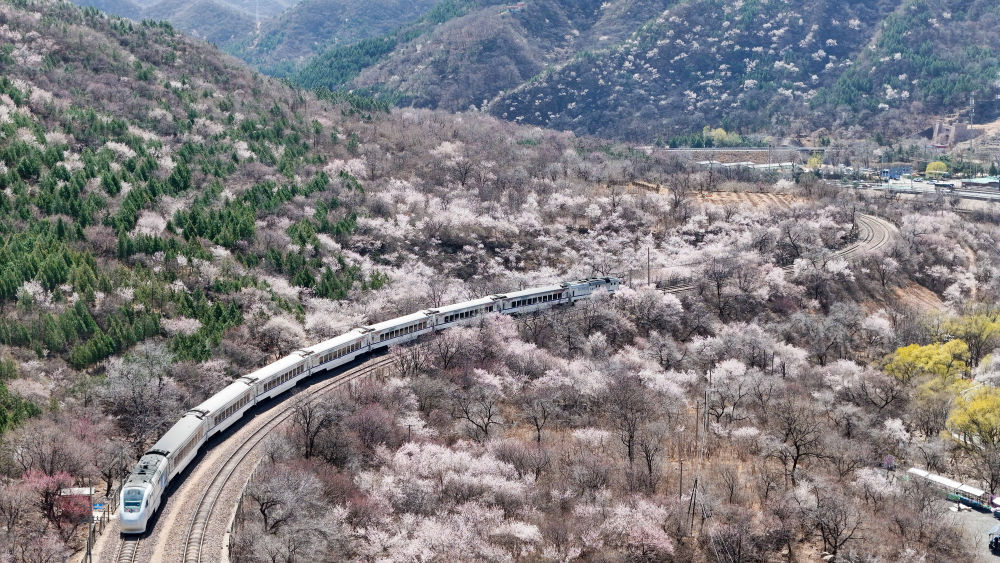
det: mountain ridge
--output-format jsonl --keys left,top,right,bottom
{"left": 291, "top": 0, "right": 1000, "bottom": 141}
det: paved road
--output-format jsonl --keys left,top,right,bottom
{"left": 948, "top": 501, "right": 1000, "bottom": 561}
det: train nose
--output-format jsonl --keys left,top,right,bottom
{"left": 120, "top": 511, "right": 147, "bottom": 534}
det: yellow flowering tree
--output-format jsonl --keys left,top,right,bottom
{"left": 943, "top": 314, "right": 1000, "bottom": 367}
{"left": 925, "top": 161, "right": 948, "bottom": 177}
{"left": 948, "top": 387, "right": 1000, "bottom": 450}
{"left": 883, "top": 339, "right": 969, "bottom": 384}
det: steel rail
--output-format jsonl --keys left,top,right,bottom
{"left": 179, "top": 355, "right": 395, "bottom": 562}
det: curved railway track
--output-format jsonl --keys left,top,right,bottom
{"left": 108, "top": 355, "right": 394, "bottom": 562}
{"left": 102, "top": 209, "right": 897, "bottom": 562}
{"left": 180, "top": 355, "right": 395, "bottom": 562}
{"left": 658, "top": 213, "right": 896, "bottom": 293}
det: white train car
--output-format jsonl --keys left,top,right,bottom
{"left": 302, "top": 329, "right": 368, "bottom": 373}
{"left": 366, "top": 310, "right": 436, "bottom": 351}
{"left": 120, "top": 276, "right": 621, "bottom": 534}
{"left": 432, "top": 297, "right": 499, "bottom": 330}
{"left": 120, "top": 413, "right": 206, "bottom": 533}
{"left": 249, "top": 352, "right": 312, "bottom": 402}
{"left": 190, "top": 378, "right": 255, "bottom": 439}
{"left": 497, "top": 283, "right": 568, "bottom": 314}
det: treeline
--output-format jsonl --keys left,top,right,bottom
{"left": 816, "top": 0, "right": 1000, "bottom": 114}
{"left": 663, "top": 128, "right": 767, "bottom": 148}
{"left": 294, "top": 35, "right": 405, "bottom": 91}
{"left": 0, "top": 356, "right": 38, "bottom": 433}
{"left": 292, "top": 0, "right": 491, "bottom": 92}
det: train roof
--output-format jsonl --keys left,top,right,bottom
{"left": 124, "top": 453, "right": 166, "bottom": 488}
{"left": 434, "top": 297, "right": 497, "bottom": 314}
{"left": 301, "top": 328, "right": 367, "bottom": 354}
{"left": 244, "top": 353, "right": 308, "bottom": 382}
{"left": 499, "top": 284, "right": 565, "bottom": 300}
{"left": 366, "top": 311, "right": 435, "bottom": 332}
{"left": 190, "top": 379, "right": 253, "bottom": 415}
{"left": 567, "top": 277, "right": 618, "bottom": 285}
{"left": 147, "top": 413, "right": 204, "bottom": 457}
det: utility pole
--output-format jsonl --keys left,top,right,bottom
{"left": 678, "top": 459, "right": 684, "bottom": 500}
{"left": 647, "top": 247, "right": 651, "bottom": 286}
{"left": 688, "top": 477, "right": 699, "bottom": 535}
{"left": 694, "top": 401, "right": 700, "bottom": 445}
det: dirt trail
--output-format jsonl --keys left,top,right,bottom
{"left": 893, "top": 283, "right": 947, "bottom": 313}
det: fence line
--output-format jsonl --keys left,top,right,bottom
{"left": 83, "top": 469, "right": 127, "bottom": 563}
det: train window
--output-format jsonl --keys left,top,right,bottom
{"left": 123, "top": 488, "right": 144, "bottom": 512}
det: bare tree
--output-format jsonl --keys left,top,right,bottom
{"left": 810, "top": 490, "right": 862, "bottom": 559}
{"left": 519, "top": 389, "right": 558, "bottom": 444}
{"left": 290, "top": 400, "right": 338, "bottom": 459}
{"left": 604, "top": 375, "right": 651, "bottom": 466}
{"left": 769, "top": 401, "right": 824, "bottom": 485}
{"left": 452, "top": 385, "right": 503, "bottom": 441}
{"left": 93, "top": 438, "right": 132, "bottom": 494}
{"left": 636, "top": 423, "right": 667, "bottom": 492}
{"left": 390, "top": 344, "right": 427, "bottom": 378}
{"left": 494, "top": 440, "right": 550, "bottom": 480}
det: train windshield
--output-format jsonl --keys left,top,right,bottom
{"left": 123, "top": 488, "right": 145, "bottom": 513}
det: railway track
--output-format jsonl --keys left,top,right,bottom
{"left": 110, "top": 355, "right": 395, "bottom": 562}
{"left": 115, "top": 537, "right": 139, "bottom": 563}
{"left": 656, "top": 213, "right": 896, "bottom": 293}
{"left": 180, "top": 355, "right": 394, "bottom": 563}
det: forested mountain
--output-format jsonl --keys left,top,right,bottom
{"left": 292, "top": 0, "right": 1000, "bottom": 141}
{"left": 141, "top": 0, "right": 255, "bottom": 44}
{"left": 295, "top": 0, "right": 668, "bottom": 109}
{"left": 70, "top": 0, "right": 295, "bottom": 46}
{"left": 229, "top": 0, "right": 439, "bottom": 77}
{"left": 73, "top": 0, "right": 141, "bottom": 19}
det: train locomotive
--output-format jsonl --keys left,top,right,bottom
{"left": 119, "top": 277, "right": 619, "bottom": 533}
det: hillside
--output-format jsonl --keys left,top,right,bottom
{"left": 230, "top": 0, "right": 439, "bottom": 77}
{"left": 295, "top": 0, "right": 667, "bottom": 108}
{"left": 0, "top": 0, "right": 672, "bottom": 446}
{"left": 69, "top": 0, "right": 295, "bottom": 48}
{"left": 815, "top": 0, "right": 1000, "bottom": 132}
{"left": 142, "top": 0, "right": 256, "bottom": 44}
{"left": 73, "top": 0, "right": 141, "bottom": 19}
{"left": 291, "top": 0, "right": 1000, "bottom": 141}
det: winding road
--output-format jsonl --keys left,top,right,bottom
{"left": 92, "top": 208, "right": 897, "bottom": 563}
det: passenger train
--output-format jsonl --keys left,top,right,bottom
{"left": 119, "top": 277, "right": 619, "bottom": 533}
